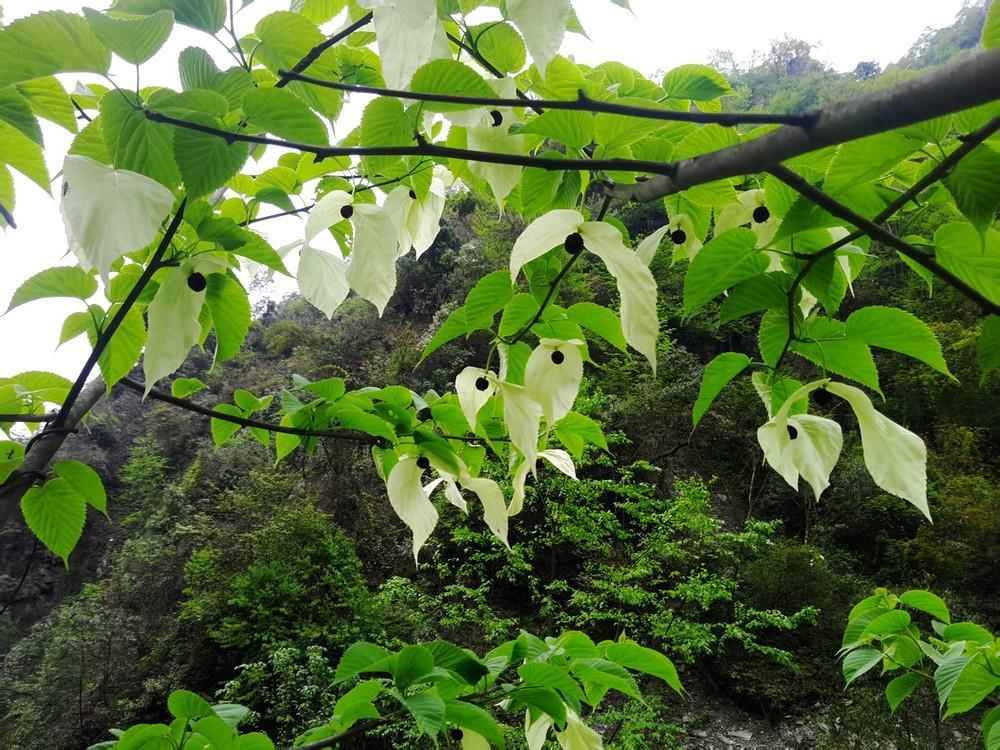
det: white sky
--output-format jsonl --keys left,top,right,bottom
{"left": 0, "top": 0, "right": 967, "bottom": 381}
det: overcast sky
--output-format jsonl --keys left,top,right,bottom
{"left": 0, "top": 0, "right": 967, "bottom": 382}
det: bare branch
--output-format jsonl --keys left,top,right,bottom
{"left": 274, "top": 12, "right": 373, "bottom": 89}
{"left": 279, "top": 71, "right": 813, "bottom": 127}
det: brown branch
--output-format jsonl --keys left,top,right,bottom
{"left": 279, "top": 71, "right": 813, "bottom": 127}
{"left": 772, "top": 115, "right": 1000, "bottom": 369}
{"left": 0, "top": 413, "right": 57, "bottom": 423}
{"left": 608, "top": 47, "right": 1000, "bottom": 202}
{"left": 146, "top": 109, "right": 678, "bottom": 176}
{"left": 768, "top": 165, "right": 1000, "bottom": 316}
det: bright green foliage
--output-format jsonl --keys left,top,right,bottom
{"left": 842, "top": 589, "right": 1000, "bottom": 747}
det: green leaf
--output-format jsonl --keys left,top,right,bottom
{"left": 206, "top": 274, "right": 251, "bottom": 363}
{"left": 52, "top": 460, "right": 107, "bottom": 515}
{"left": 860, "top": 610, "right": 911, "bottom": 639}
{"left": 409, "top": 60, "right": 497, "bottom": 112}
{"left": 898, "top": 590, "right": 951, "bottom": 624}
{"left": 885, "top": 673, "right": 923, "bottom": 712}
{"left": 661, "top": 64, "right": 732, "bottom": 100}
{"left": 83, "top": 8, "right": 174, "bottom": 65}
{"left": 943, "top": 145, "right": 1000, "bottom": 234}
{"left": 518, "top": 662, "right": 583, "bottom": 713}
{"left": 0, "top": 88, "right": 43, "bottom": 145}
{"left": 178, "top": 46, "right": 221, "bottom": 91}
{"left": 845, "top": 306, "right": 951, "bottom": 377}
{"left": 719, "top": 273, "right": 791, "bottom": 323}
{"left": 567, "top": 302, "right": 627, "bottom": 351}
{"left": 402, "top": 692, "right": 445, "bottom": 736}
{"left": 506, "top": 686, "right": 567, "bottom": 728}
{"left": 935, "top": 644, "right": 971, "bottom": 706}
{"left": 359, "top": 96, "right": 413, "bottom": 173}
{"left": 470, "top": 21, "right": 526, "bottom": 75}
{"left": 93, "top": 304, "right": 145, "bottom": 389}
{"left": 692, "top": 352, "right": 751, "bottom": 427}
{"left": 569, "top": 658, "right": 640, "bottom": 702}
{"left": 212, "top": 703, "right": 250, "bottom": 729}
{"left": 336, "top": 642, "right": 393, "bottom": 683}
{"left": 985, "top": 0, "right": 1000, "bottom": 48}
{"left": 111, "top": 0, "right": 226, "bottom": 34}
{"left": 393, "top": 645, "right": 435, "bottom": 691}
{"left": 100, "top": 93, "right": 181, "bottom": 188}
{"left": 7, "top": 267, "right": 97, "bottom": 312}
{"left": 242, "top": 87, "right": 329, "bottom": 146}
{"left": 0, "top": 441, "right": 25, "bottom": 484}
{"left": 0, "top": 121, "right": 50, "bottom": 193}
{"left": 791, "top": 318, "right": 880, "bottom": 393}
{"left": 167, "top": 689, "right": 214, "bottom": 720}
{"left": 172, "top": 377, "right": 207, "bottom": 398}
{"left": 0, "top": 11, "right": 111, "bottom": 89}
{"left": 519, "top": 109, "right": 594, "bottom": 150}
{"left": 934, "top": 223, "right": 1000, "bottom": 306}
{"left": 683, "top": 229, "right": 768, "bottom": 314}
{"left": 942, "top": 622, "right": 994, "bottom": 645}
{"left": 842, "top": 647, "right": 883, "bottom": 687}
{"left": 171, "top": 114, "right": 250, "bottom": 198}
{"left": 979, "top": 315, "right": 1000, "bottom": 375}
{"left": 598, "top": 641, "right": 683, "bottom": 695}
{"left": 21, "top": 479, "right": 87, "bottom": 566}
{"left": 825, "top": 132, "right": 917, "bottom": 195}
{"left": 555, "top": 412, "right": 606, "bottom": 459}
{"left": 445, "top": 702, "right": 505, "bottom": 749}
{"left": 17, "top": 77, "right": 77, "bottom": 133}
{"left": 425, "top": 641, "right": 490, "bottom": 685}
{"left": 945, "top": 659, "right": 1000, "bottom": 718}
{"left": 210, "top": 403, "right": 243, "bottom": 446}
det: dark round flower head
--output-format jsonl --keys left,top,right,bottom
{"left": 187, "top": 272, "right": 207, "bottom": 292}
{"left": 564, "top": 232, "right": 584, "bottom": 255}
{"left": 489, "top": 110, "right": 503, "bottom": 127}
{"left": 670, "top": 229, "right": 687, "bottom": 245}
{"left": 340, "top": 204, "right": 354, "bottom": 219}
{"left": 786, "top": 424, "right": 799, "bottom": 440}
{"left": 409, "top": 189, "right": 417, "bottom": 200}
{"left": 753, "top": 205, "right": 771, "bottom": 223}
{"left": 416, "top": 456, "right": 430, "bottom": 470}
{"left": 475, "top": 376, "right": 490, "bottom": 391}
{"left": 550, "top": 350, "right": 565, "bottom": 365}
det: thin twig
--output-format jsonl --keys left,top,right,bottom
{"left": 769, "top": 165, "right": 1000, "bottom": 316}
{"left": 0, "top": 413, "right": 57, "bottom": 423}
{"left": 275, "top": 12, "right": 374, "bottom": 89}
{"left": 278, "top": 71, "right": 814, "bottom": 127}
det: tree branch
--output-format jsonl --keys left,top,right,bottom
{"left": 274, "top": 12, "right": 373, "bottom": 88}
{"left": 278, "top": 71, "right": 814, "bottom": 127}
{"left": 768, "top": 164, "right": 1000, "bottom": 316}
{"left": 145, "top": 109, "right": 678, "bottom": 176}
{"left": 772, "top": 115, "right": 1000, "bottom": 369}
{"left": 0, "top": 413, "right": 57, "bottom": 423}
{"left": 608, "top": 47, "right": 1000, "bottom": 202}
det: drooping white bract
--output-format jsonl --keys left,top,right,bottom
{"left": 510, "top": 211, "right": 659, "bottom": 370}
{"left": 467, "top": 124, "right": 525, "bottom": 208}
{"left": 715, "top": 189, "right": 778, "bottom": 246}
{"left": 525, "top": 712, "right": 553, "bottom": 750}
{"left": 507, "top": 0, "right": 570, "bottom": 75}
{"left": 298, "top": 244, "right": 350, "bottom": 319}
{"left": 636, "top": 224, "right": 670, "bottom": 266}
{"left": 455, "top": 366, "right": 497, "bottom": 431}
{"left": 60, "top": 155, "right": 174, "bottom": 278}
{"left": 668, "top": 213, "right": 702, "bottom": 261}
{"left": 555, "top": 709, "right": 605, "bottom": 750}
{"left": 524, "top": 339, "right": 584, "bottom": 423}
{"left": 507, "top": 447, "right": 577, "bottom": 517}
{"left": 143, "top": 263, "right": 209, "bottom": 394}
{"left": 302, "top": 190, "right": 401, "bottom": 316}
{"left": 383, "top": 176, "right": 447, "bottom": 259}
{"left": 358, "top": 0, "right": 441, "bottom": 89}
{"left": 498, "top": 380, "right": 542, "bottom": 468}
{"left": 826, "top": 381, "right": 930, "bottom": 520}
{"left": 425, "top": 454, "right": 509, "bottom": 547}
{"left": 386, "top": 455, "right": 439, "bottom": 564}
{"left": 757, "top": 380, "right": 843, "bottom": 500}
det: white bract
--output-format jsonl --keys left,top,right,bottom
{"left": 499, "top": 380, "right": 542, "bottom": 467}
{"left": 555, "top": 709, "right": 604, "bottom": 749}
{"left": 508, "top": 449, "right": 577, "bottom": 517}
{"left": 668, "top": 213, "right": 702, "bottom": 261}
{"left": 506, "top": 0, "right": 570, "bottom": 74}
{"left": 524, "top": 338, "right": 584, "bottom": 423}
{"left": 383, "top": 176, "right": 447, "bottom": 259}
{"left": 424, "top": 454, "right": 509, "bottom": 547}
{"left": 715, "top": 189, "right": 778, "bottom": 246}
{"left": 511, "top": 211, "right": 659, "bottom": 370}
{"left": 60, "top": 155, "right": 174, "bottom": 278}
{"left": 636, "top": 224, "right": 670, "bottom": 266}
{"left": 826, "top": 382, "right": 929, "bottom": 519}
{"left": 455, "top": 366, "right": 497, "bottom": 431}
{"left": 301, "top": 190, "right": 401, "bottom": 316}
{"left": 359, "top": 0, "right": 442, "bottom": 89}
{"left": 757, "top": 380, "right": 843, "bottom": 500}
{"left": 386, "top": 456, "right": 439, "bottom": 564}
{"left": 143, "top": 263, "right": 208, "bottom": 393}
